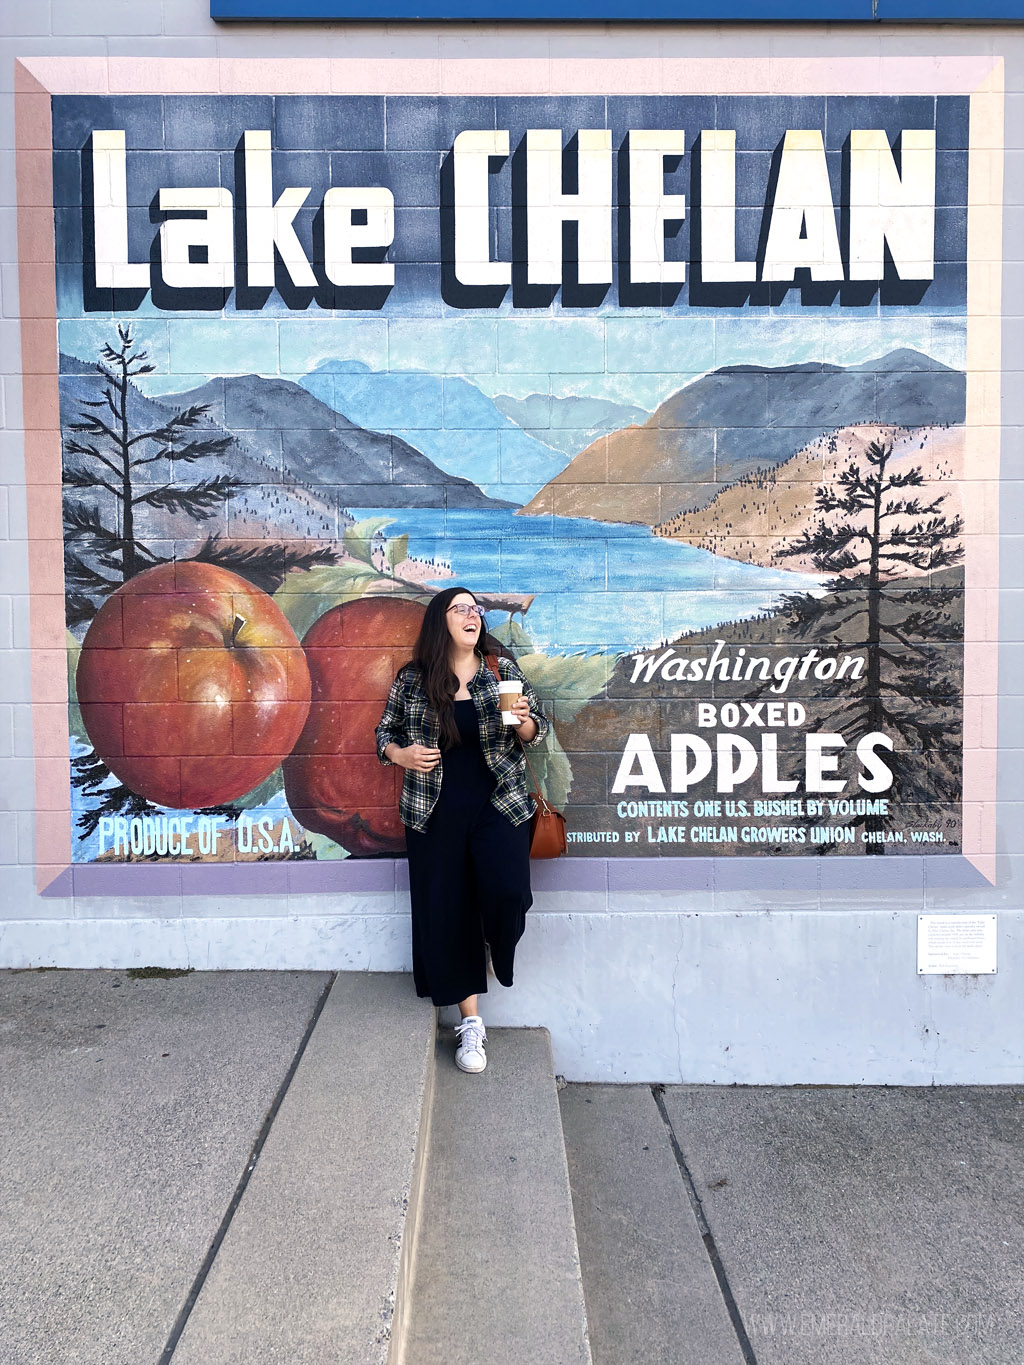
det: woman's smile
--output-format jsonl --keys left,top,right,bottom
{"left": 446, "top": 593, "right": 483, "bottom": 649}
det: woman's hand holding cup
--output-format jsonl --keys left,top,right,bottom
{"left": 509, "top": 696, "right": 531, "bottom": 725}
{"left": 498, "top": 680, "right": 524, "bottom": 726}
{"left": 511, "top": 695, "right": 538, "bottom": 741}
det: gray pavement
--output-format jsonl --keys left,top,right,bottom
{"left": 564, "top": 1082, "right": 1024, "bottom": 1365}
{"left": 172, "top": 973, "right": 435, "bottom": 1365}
{"left": 560, "top": 1084, "right": 745, "bottom": 1365}
{"left": 2, "top": 970, "right": 1022, "bottom": 1365}
{"left": 661, "top": 1084, "right": 1024, "bottom": 1365}
{"left": 0, "top": 968, "right": 330, "bottom": 1365}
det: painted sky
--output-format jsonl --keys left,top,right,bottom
{"left": 57, "top": 312, "right": 965, "bottom": 415}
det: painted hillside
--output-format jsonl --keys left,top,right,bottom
{"left": 653, "top": 422, "right": 964, "bottom": 574}
{"left": 520, "top": 350, "right": 965, "bottom": 526}
{"left": 158, "top": 373, "right": 515, "bottom": 511}
{"left": 300, "top": 360, "right": 570, "bottom": 500}
{"left": 58, "top": 353, "right": 488, "bottom": 629}
{"left": 59, "top": 353, "right": 353, "bottom": 552}
{"left": 492, "top": 392, "right": 651, "bottom": 459}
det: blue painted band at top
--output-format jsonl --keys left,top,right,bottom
{"left": 212, "top": 0, "right": 1024, "bottom": 18}
{"left": 212, "top": 0, "right": 867, "bottom": 15}
{"left": 878, "top": 0, "right": 1024, "bottom": 14}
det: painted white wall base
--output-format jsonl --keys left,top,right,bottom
{"left": 3, "top": 908, "right": 1019, "bottom": 1085}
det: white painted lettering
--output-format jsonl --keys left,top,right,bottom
{"left": 526, "top": 129, "right": 613, "bottom": 286}
{"left": 628, "top": 130, "right": 687, "bottom": 285}
{"left": 452, "top": 129, "right": 512, "bottom": 288}
{"left": 90, "top": 130, "right": 149, "bottom": 290}
{"left": 322, "top": 186, "right": 395, "bottom": 287}
{"left": 243, "top": 129, "right": 316, "bottom": 289}
{"left": 762, "top": 130, "right": 843, "bottom": 283}
{"left": 848, "top": 129, "right": 935, "bottom": 281}
{"left": 157, "top": 187, "right": 234, "bottom": 290}
{"left": 699, "top": 129, "right": 757, "bottom": 283}
{"left": 611, "top": 734, "right": 666, "bottom": 794}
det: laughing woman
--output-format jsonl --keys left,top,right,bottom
{"left": 375, "top": 586, "right": 548, "bottom": 1074}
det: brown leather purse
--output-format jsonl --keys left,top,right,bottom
{"left": 486, "top": 656, "right": 567, "bottom": 859}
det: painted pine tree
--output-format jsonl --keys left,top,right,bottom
{"left": 778, "top": 438, "right": 964, "bottom": 852}
{"left": 62, "top": 325, "right": 339, "bottom": 627}
{"left": 62, "top": 324, "right": 243, "bottom": 625}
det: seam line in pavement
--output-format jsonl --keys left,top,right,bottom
{"left": 157, "top": 972, "right": 338, "bottom": 1365}
{"left": 651, "top": 1085, "right": 760, "bottom": 1365}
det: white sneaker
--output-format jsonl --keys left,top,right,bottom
{"left": 454, "top": 1015, "right": 487, "bottom": 1073}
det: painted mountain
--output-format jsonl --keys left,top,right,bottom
{"left": 59, "top": 352, "right": 511, "bottom": 630}
{"left": 492, "top": 392, "right": 651, "bottom": 459}
{"left": 59, "top": 352, "right": 355, "bottom": 552}
{"left": 300, "top": 360, "right": 570, "bottom": 502}
{"left": 520, "top": 350, "right": 966, "bottom": 526}
{"left": 156, "top": 373, "right": 514, "bottom": 511}
{"left": 655, "top": 421, "right": 964, "bottom": 574}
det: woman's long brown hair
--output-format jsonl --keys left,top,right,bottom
{"left": 412, "top": 586, "right": 504, "bottom": 750}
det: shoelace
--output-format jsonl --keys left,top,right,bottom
{"left": 455, "top": 1019, "right": 486, "bottom": 1054}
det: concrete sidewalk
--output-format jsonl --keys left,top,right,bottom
{"left": 1, "top": 968, "right": 1021, "bottom": 1365}
{"left": 0, "top": 967, "right": 333, "bottom": 1365}
{"left": 562, "top": 1083, "right": 1024, "bottom": 1365}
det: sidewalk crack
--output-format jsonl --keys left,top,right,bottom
{"left": 651, "top": 1085, "right": 759, "bottom": 1365}
{"left": 156, "top": 972, "right": 337, "bottom": 1364}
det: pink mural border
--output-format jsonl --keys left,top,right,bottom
{"left": 14, "top": 54, "right": 1003, "bottom": 895}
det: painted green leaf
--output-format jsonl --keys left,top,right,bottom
{"left": 489, "top": 624, "right": 617, "bottom": 805}
{"left": 517, "top": 651, "right": 618, "bottom": 724}
{"left": 489, "top": 618, "right": 534, "bottom": 655}
{"left": 344, "top": 516, "right": 394, "bottom": 566}
{"left": 385, "top": 534, "right": 410, "bottom": 575}
{"left": 273, "top": 562, "right": 405, "bottom": 640}
{"left": 525, "top": 726, "right": 573, "bottom": 810}
{"left": 305, "top": 830, "right": 350, "bottom": 861}
{"left": 67, "top": 629, "right": 86, "bottom": 742}
{"left": 230, "top": 766, "right": 284, "bottom": 810}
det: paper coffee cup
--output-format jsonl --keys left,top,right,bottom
{"left": 498, "top": 679, "right": 522, "bottom": 725}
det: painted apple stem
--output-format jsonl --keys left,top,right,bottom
{"left": 231, "top": 614, "right": 246, "bottom": 646}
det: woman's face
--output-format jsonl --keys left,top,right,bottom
{"left": 445, "top": 592, "right": 483, "bottom": 651}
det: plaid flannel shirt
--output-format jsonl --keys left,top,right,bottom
{"left": 375, "top": 654, "right": 549, "bottom": 833}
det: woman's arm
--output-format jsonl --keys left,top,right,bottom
{"left": 384, "top": 740, "right": 441, "bottom": 771}
{"left": 507, "top": 700, "right": 538, "bottom": 743}
{"left": 377, "top": 670, "right": 441, "bottom": 772}
{"left": 375, "top": 672, "right": 409, "bottom": 766}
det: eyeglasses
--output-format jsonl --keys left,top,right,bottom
{"left": 447, "top": 603, "right": 485, "bottom": 618}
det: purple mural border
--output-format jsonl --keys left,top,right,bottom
{"left": 47, "top": 852, "right": 991, "bottom": 898}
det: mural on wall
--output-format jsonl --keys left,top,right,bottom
{"left": 50, "top": 89, "right": 975, "bottom": 865}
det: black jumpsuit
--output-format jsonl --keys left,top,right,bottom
{"left": 404, "top": 698, "right": 532, "bottom": 1007}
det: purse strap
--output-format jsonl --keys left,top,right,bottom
{"left": 486, "top": 654, "right": 557, "bottom": 816}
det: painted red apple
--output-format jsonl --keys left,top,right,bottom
{"left": 283, "top": 596, "right": 426, "bottom": 856}
{"left": 76, "top": 561, "right": 311, "bottom": 809}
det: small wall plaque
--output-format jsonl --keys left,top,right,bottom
{"left": 917, "top": 915, "right": 997, "bottom": 974}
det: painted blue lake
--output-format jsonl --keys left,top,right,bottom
{"left": 352, "top": 507, "right": 822, "bottom": 653}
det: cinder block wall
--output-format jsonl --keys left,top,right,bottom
{"left": 1, "top": 1, "right": 1021, "bottom": 1082}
